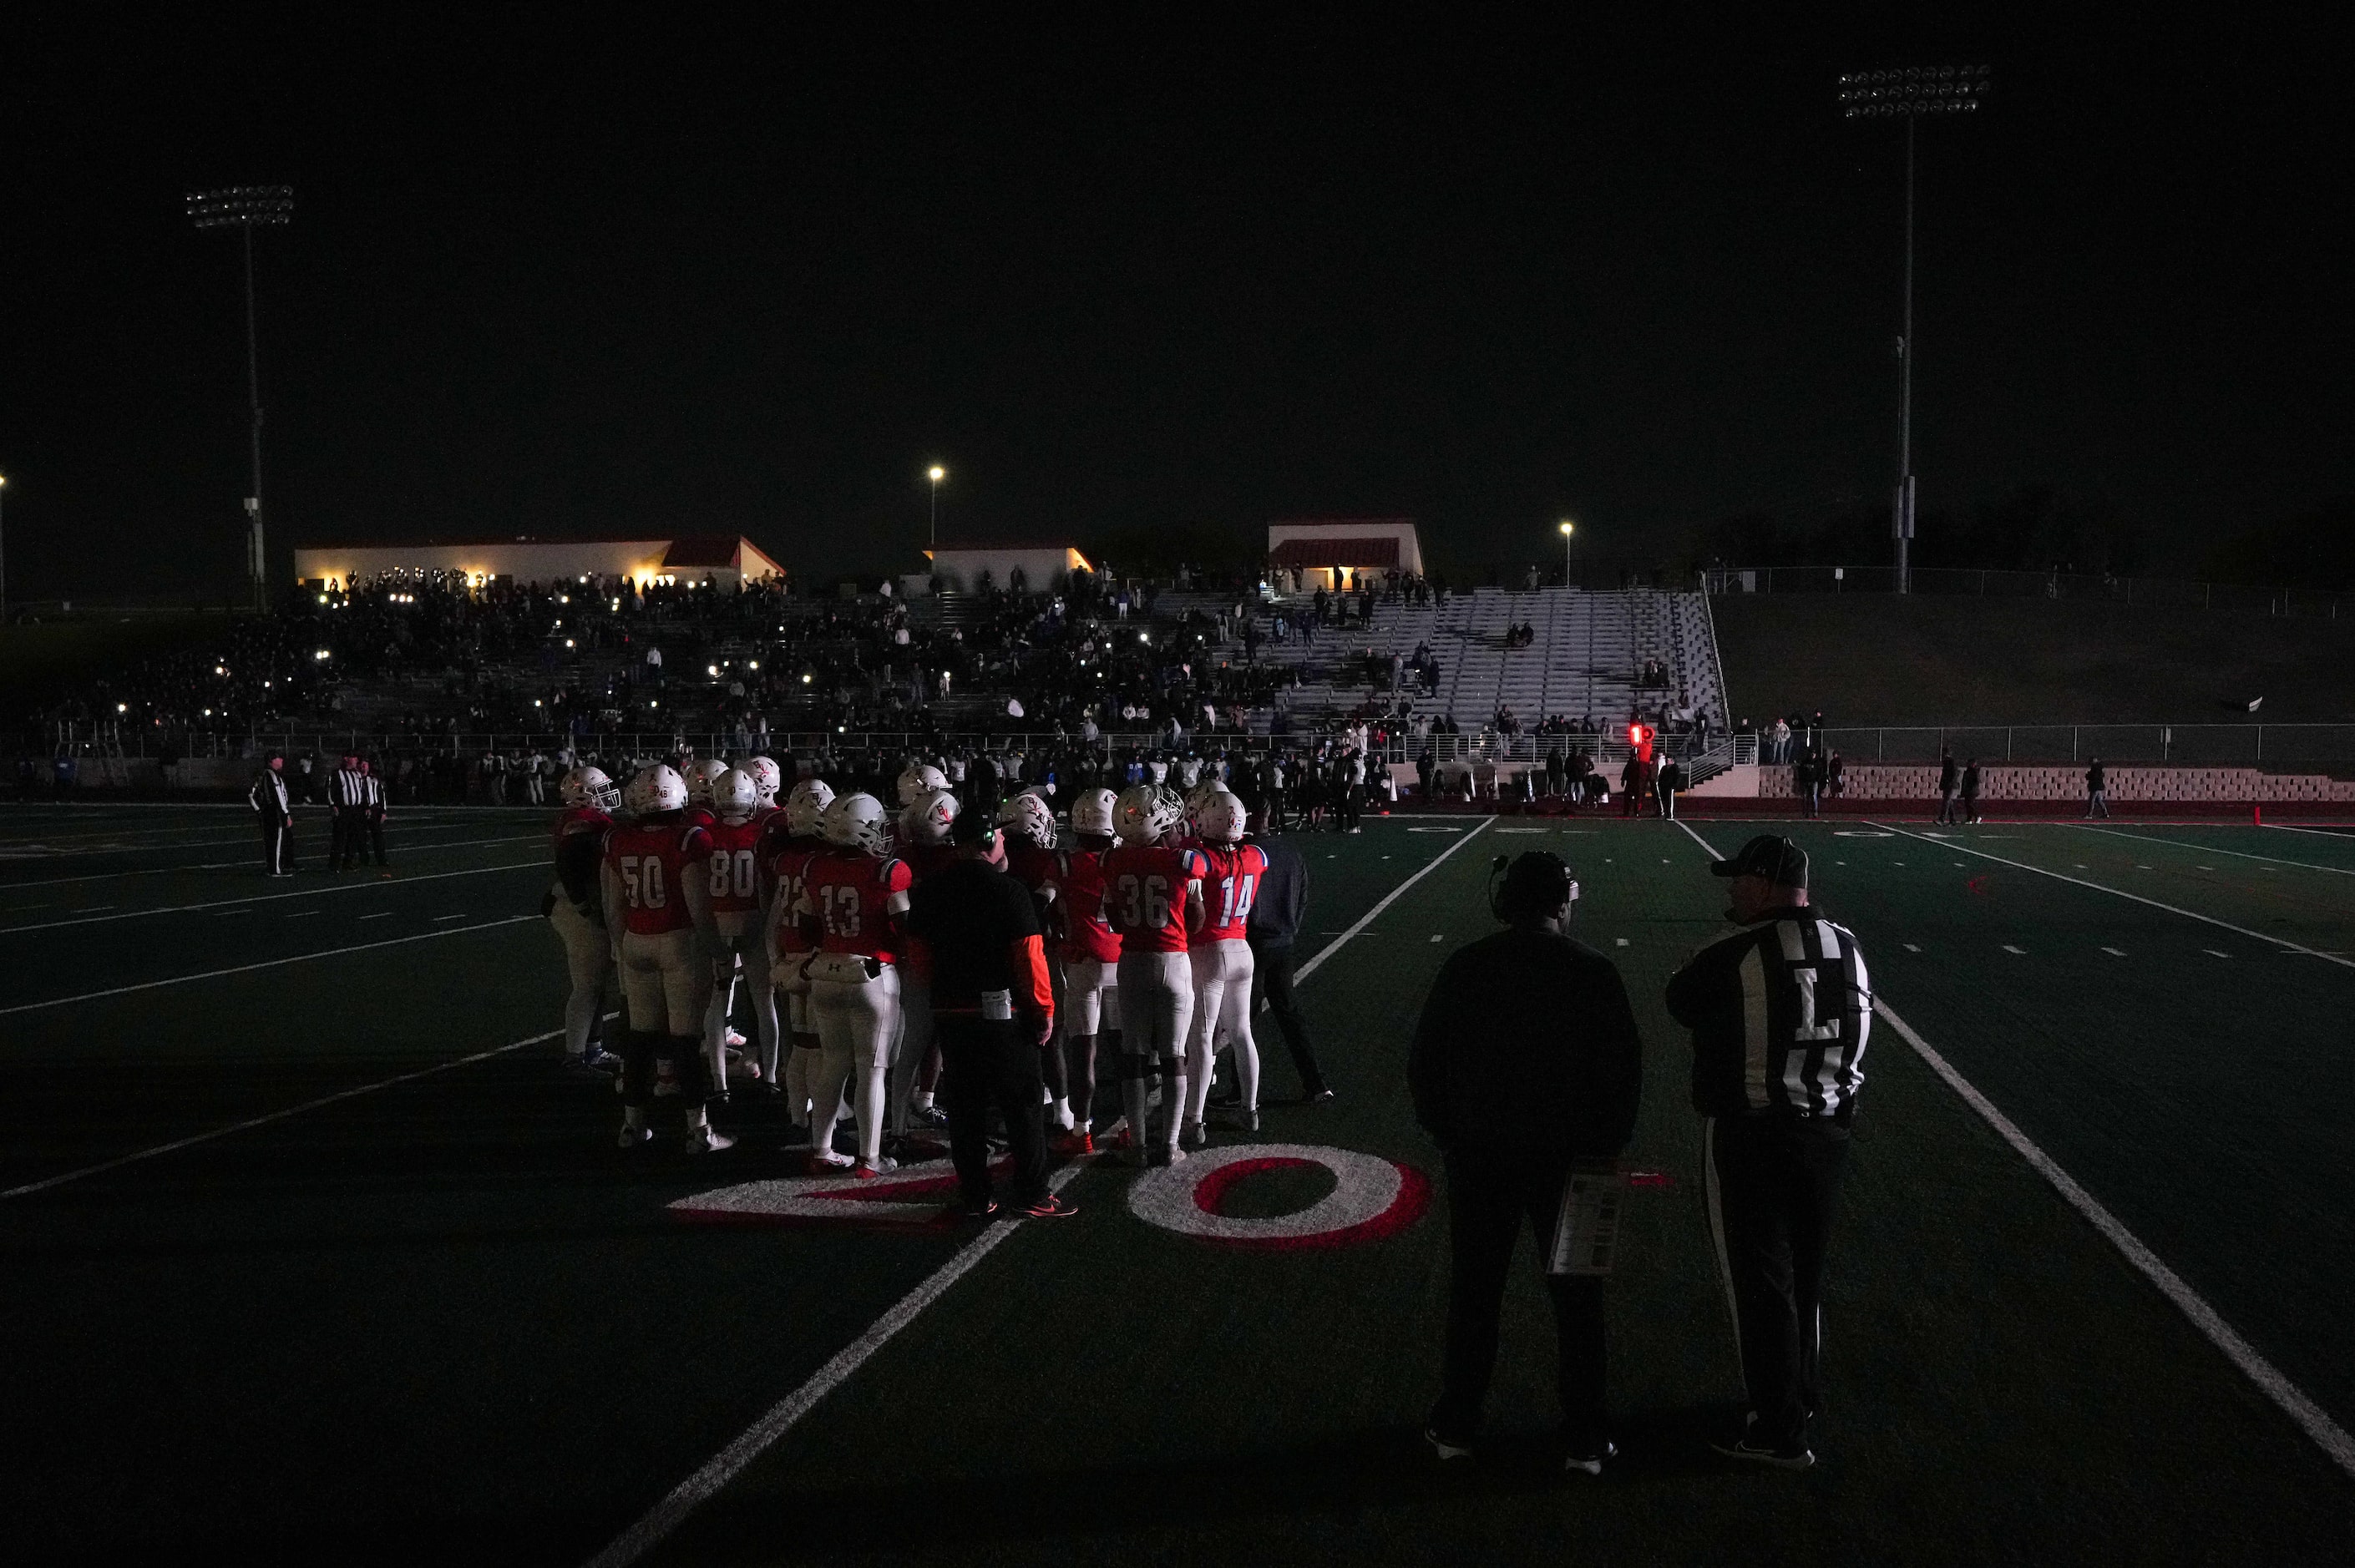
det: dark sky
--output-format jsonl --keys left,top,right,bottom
{"left": 1, "top": 9, "right": 2347, "bottom": 598}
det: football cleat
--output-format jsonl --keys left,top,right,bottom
{"left": 684, "top": 1124, "right": 736, "bottom": 1155}
{"left": 910, "top": 1103, "right": 950, "bottom": 1130}
{"left": 617, "top": 1120, "right": 653, "bottom": 1151}
{"left": 959, "top": 1198, "right": 1000, "bottom": 1222}
{"left": 808, "top": 1149, "right": 855, "bottom": 1171}
{"left": 1015, "top": 1193, "right": 1078, "bottom": 1220}
{"left": 568, "top": 1047, "right": 621, "bottom": 1077}
{"left": 1051, "top": 1129, "right": 1096, "bottom": 1158}
{"left": 1179, "top": 1121, "right": 1209, "bottom": 1152}
{"left": 851, "top": 1157, "right": 898, "bottom": 1180}
{"left": 1426, "top": 1429, "right": 1473, "bottom": 1463}
{"left": 1565, "top": 1439, "right": 1619, "bottom": 1477}
{"left": 1710, "top": 1435, "right": 1814, "bottom": 1470}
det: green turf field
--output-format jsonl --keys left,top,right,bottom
{"left": 5, "top": 804, "right": 2355, "bottom": 1565}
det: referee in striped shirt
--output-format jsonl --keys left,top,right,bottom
{"left": 1665, "top": 834, "right": 1871, "bottom": 1471}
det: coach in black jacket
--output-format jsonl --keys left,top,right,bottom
{"left": 1666, "top": 833, "right": 1871, "bottom": 1470}
{"left": 1409, "top": 852, "right": 1641, "bottom": 1471}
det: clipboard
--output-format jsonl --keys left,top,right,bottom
{"left": 1547, "top": 1163, "right": 1623, "bottom": 1277}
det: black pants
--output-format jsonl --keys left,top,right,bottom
{"left": 1935, "top": 788, "right": 1958, "bottom": 823}
{"left": 936, "top": 1014, "right": 1047, "bottom": 1208}
{"left": 260, "top": 817, "right": 292, "bottom": 875}
{"left": 332, "top": 809, "right": 365, "bottom": 869}
{"left": 1703, "top": 1114, "right": 1851, "bottom": 1447}
{"left": 1335, "top": 791, "right": 1360, "bottom": 831}
{"left": 1247, "top": 938, "right": 1324, "bottom": 1095}
{"left": 1431, "top": 1150, "right": 1607, "bottom": 1444}
{"left": 363, "top": 812, "right": 387, "bottom": 865}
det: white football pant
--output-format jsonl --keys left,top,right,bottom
{"left": 1064, "top": 955, "right": 1121, "bottom": 1036}
{"left": 810, "top": 966, "right": 902, "bottom": 1168}
{"left": 704, "top": 911, "right": 779, "bottom": 1083}
{"left": 1116, "top": 949, "right": 1193, "bottom": 1154}
{"left": 1185, "top": 937, "right": 1260, "bottom": 1125}
{"left": 618, "top": 928, "right": 709, "bottom": 1038}
{"left": 891, "top": 972, "right": 934, "bottom": 1136}
{"left": 549, "top": 893, "right": 611, "bottom": 1059}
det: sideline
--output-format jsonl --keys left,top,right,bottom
{"left": 580, "top": 818, "right": 1499, "bottom": 1568}
{"left": 0, "top": 858, "right": 546, "bottom": 933}
{"left": 0, "top": 831, "right": 544, "bottom": 890}
{"left": 0, "top": 1022, "right": 590, "bottom": 1201}
{"left": 2065, "top": 823, "right": 2355, "bottom": 877}
{"left": 0, "top": 915, "right": 539, "bottom": 1016}
{"left": 1673, "top": 819, "right": 2355, "bottom": 1481}
{"left": 1866, "top": 821, "right": 2355, "bottom": 972}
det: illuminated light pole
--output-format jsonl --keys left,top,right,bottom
{"left": 187, "top": 185, "right": 294, "bottom": 612}
{"left": 1838, "top": 66, "right": 1988, "bottom": 594}
{"left": 927, "top": 465, "right": 946, "bottom": 551}
{"left": 1557, "top": 518, "right": 1575, "bottom": 586}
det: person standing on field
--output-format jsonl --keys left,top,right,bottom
{"left": 2084, "top": 758, "right": 2109, "bottom": 818}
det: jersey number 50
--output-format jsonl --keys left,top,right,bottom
{"left": 619, "top": 856, "right": 666, "bottom": 909}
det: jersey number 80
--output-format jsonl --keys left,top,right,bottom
{"left": 708, "top": 848, "right": 757, "bottom": 900}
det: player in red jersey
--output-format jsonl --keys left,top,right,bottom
{"left": 996, "top": 790, "right": 1071, "bottom": 1134}
{"left": 548, "top": 765, "right": 621, "bottom": 1075}
{"left": 1105, "top": 782, "right": 1207, "bottom": 1166}
{"left": 682, "top": 757, "right": 728, "bottom": 827}
{"left": 892, "top": 787, "right": 961, "bottom": 1144}
{"left": 700, "top": 767, "right": 778, "bottom": 1094}
{"left": 1054, "top": 787, "right": 1122, "bottom": 1156}
{"left": 600, "top": 764, "right": 728, "bottom": 1151}
{"left": 1183, "top": 788, "right": 1266, "bottom": 1145}
{"left": 763, "top": 776, "right": 833, "bottom": 1141}
{"left": 794, "top": 792, "right": 914, "bottom": 1176}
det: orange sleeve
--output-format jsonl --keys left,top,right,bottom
{"left": 1011, "top": 933, "right": 1054, "bottom": 1024}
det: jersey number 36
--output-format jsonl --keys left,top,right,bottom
{"left": 1116, "top": 873, "right": 1171, "bottom": 931}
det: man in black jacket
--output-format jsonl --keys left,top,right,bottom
{"left": 1935, "top": 748, "right": 1960, "bottom": 823}
{"left": 1665, "top": 834, "right": 1871, "bottom": 1470}
{"left": 1409, "top": 852, "right": 1642, "bottom": 1473}
{"left": 1245, "top": 811, "right": 1329, "bottom": 1100}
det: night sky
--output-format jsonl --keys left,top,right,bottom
{"left": 1, "top": 10, "right": 2347, "bottom": 599}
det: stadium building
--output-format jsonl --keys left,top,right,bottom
{"left": 291, "top": 534, "right": 786, "bottom": 593}
{"left": 1266, "top": 517, "right": 1425, "bottom": 592}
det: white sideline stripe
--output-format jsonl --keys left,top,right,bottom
{"left": 1296, "top": 817, "right": 1493, "bottom": 983}
{"left": 0, "top": 832, "right": 544, "bottom": 888}
{"left": 2266, "top": 823, "right": 2355, "bottom": 842}
{"left": 0, "top": 915, "right": 539, "bottom": 1016}
{"left": 1673, "top": 820, "right": 1724, "bottom": 859}
{"left": 1871, "top": 999, "right": 2355, "bottom": 1480}
{"left": 0, "top": 810, "right": 495, "bottom": 849}
{"left": 1866, "top": 822, "right": 2355, "bottom": 973}
{"left": 0, "top": 859, "right": 545, "bottom": 933}
{"left": 581, "top": 820, "right": 1497, "bottom": 1568}
{"left": 2069, "top": 824, "right": 2355, "bottom": 877}
{"left": 0, "top": 1024, "right": 580, "bottom": 1201}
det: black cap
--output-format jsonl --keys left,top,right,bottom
{"left": 1709, "top": 833, "right": 1808, "bottom": 888}
{"left": 950, "top": 810, "right": 998, "bottom": 848}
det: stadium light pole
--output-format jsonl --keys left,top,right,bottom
{"left": 1838, "top": 66, "right": 1988, "bottom": 594}
{"left": 927, "top": 464, "right": 946, "bottom": 551}
{"left": 1558, "top": 518, "right": 1575, "bottom": 585}
{"left": 187, "top": 185, "right": 294, "bottom": 613}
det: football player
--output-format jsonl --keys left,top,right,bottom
{"left": 895, "top": 760, "right": 950, "bottom": 809}
{"left": 600, "top": 764, "right": 730, "bottom": 1152}
{"left": 1182, "top": 780, "right": 1230, "bottom": 846}
{"left": 892, "top": 787, "right": 962, "bottom": 1141}
{"left": 549, "top": 764, "right": 621, "bottom": 1075}
{"left": 1183, "top": 788, "right": 1266, "bottom": 1144}
{"left": 997, "top": 790, "right": 1072, "bottom": 1133}
{"left": 684, "top": 757, "right": 730, "bottom": 826}
{"left": 701, "top": 766, "right": 778, "bottom": 1094}
{"left": 1054, "top": 787, "right": 1122, "bottom": 1156}
{"left": 1106, "top": 782, "right": 1207, "bottom": 1166}
{"left": 795, "top": 792, "right": 912, "bottom": 1176}
{"left": 763, "top": 776, "right": 834, "bottom": 1141}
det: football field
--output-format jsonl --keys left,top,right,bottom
{"left": 6, "top": 802, "right": 2355, "bottom": 1565}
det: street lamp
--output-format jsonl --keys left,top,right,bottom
{"left": 927, "top": 465, "right": 946, "bottom": 551}
{"left": 1838, "top": 66, "right": 1989, "bottom": 594}
{"left": 1557, "top": 518, "right": 1575, "bottom": 586}
{"left": 187, "top": 185, "right": 294, "bottom": 612}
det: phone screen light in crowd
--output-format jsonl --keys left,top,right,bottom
{"left": 116, "top": 703, "right": 127, "bottom": 713}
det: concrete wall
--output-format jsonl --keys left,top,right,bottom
{"left": 1759, "top": 763, "right": 2355, "bottom": 803}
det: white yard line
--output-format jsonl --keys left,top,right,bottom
{"left": 1866, "top": 822, "right": 2355, "bottom": 973}
{"left": 1871, "top": 1000, "right": 2355, "bottom": 1481}
{"left": 581, "top": 817, "right": 1498, "bottom": 1568}
{"left": 0, "top": 832, "right": 544, "bottom": 889}
{"left": 0, "top": 916, "right": 539, "bottom": 1017}
{"left": 0, "top": 1024, "right": 584, "bottom": 1201}
{"left": 2068, "top": 823, "right": 2355, "bottom": 878}
{"left": 0, "top": 859, "right": 545, "bottom": 933}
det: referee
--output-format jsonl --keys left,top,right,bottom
{"left": 327, "top": 754, "right": 368, "bottom": 873}
{"left": 1665, "top": 834, "right": 1871, "bottom": 1470}
{"left": 1409, "top": 852, "right": 1641, "bottom": 1474}
{"left": 904, "top": 810, "right": 1076, "bottom": 1222}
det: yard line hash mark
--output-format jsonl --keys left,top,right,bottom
{"left": 2002, "top": 944, "right": 2027, "bottom": 954}
{"left": 2103, "top": 947, "right": 2128, "bottom": 956}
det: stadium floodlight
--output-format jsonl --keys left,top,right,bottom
{"left": 186, "top": 185, "right": 295, "bottom": 613}
{"left": 1557, "top": 518, "right": 1575, "bottom": 585}
{"left": 927, "top": 464, "right": 947, "bottom": 550}
{"left": 1837, "top": 68, "right": 1989, "bottom": 594}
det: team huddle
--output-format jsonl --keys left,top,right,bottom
{"left": 544, "top": 755, "right": 1269, "bottom": 1171}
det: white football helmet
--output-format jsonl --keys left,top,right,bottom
{"left": 902, "top": 788, "right": 960, "bottom": 847}
{"left": 996, "top": 790, "right": 1056, "bottom": 849}
{"left": 559, "top": 765, "right": 619, "bottom": 812}
{"left": 1115, "top": 783, "right": 1185, "bottom": 844}
{"left": 625, "top": 763, "right": 688, "bottom": 816}
{"left": 743, "top": 756, "right": 783, "bottom": 806}
{"left": 784, "top": 777, "right": 835, "bottom": 838}
{"left": 685, "top": 757, "right": 730, "bottom": 807}
{"left": 895, "top": 761, "right": 950, "bottom": 808}
{"left": 1195, "top": 789, "right": 1246, "bottom": 844}
{"left": 712, "top": 766, "right": 761, "bottom": 824}
{"left": 1071, "top": 787, "right": 1118, "bottom": 838}
{"left": 820, "top": 792, "right": 890, "bottom": 856}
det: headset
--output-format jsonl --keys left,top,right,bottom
{"left": 1488, "top": 852, "right": 1580, "bottom": 923}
